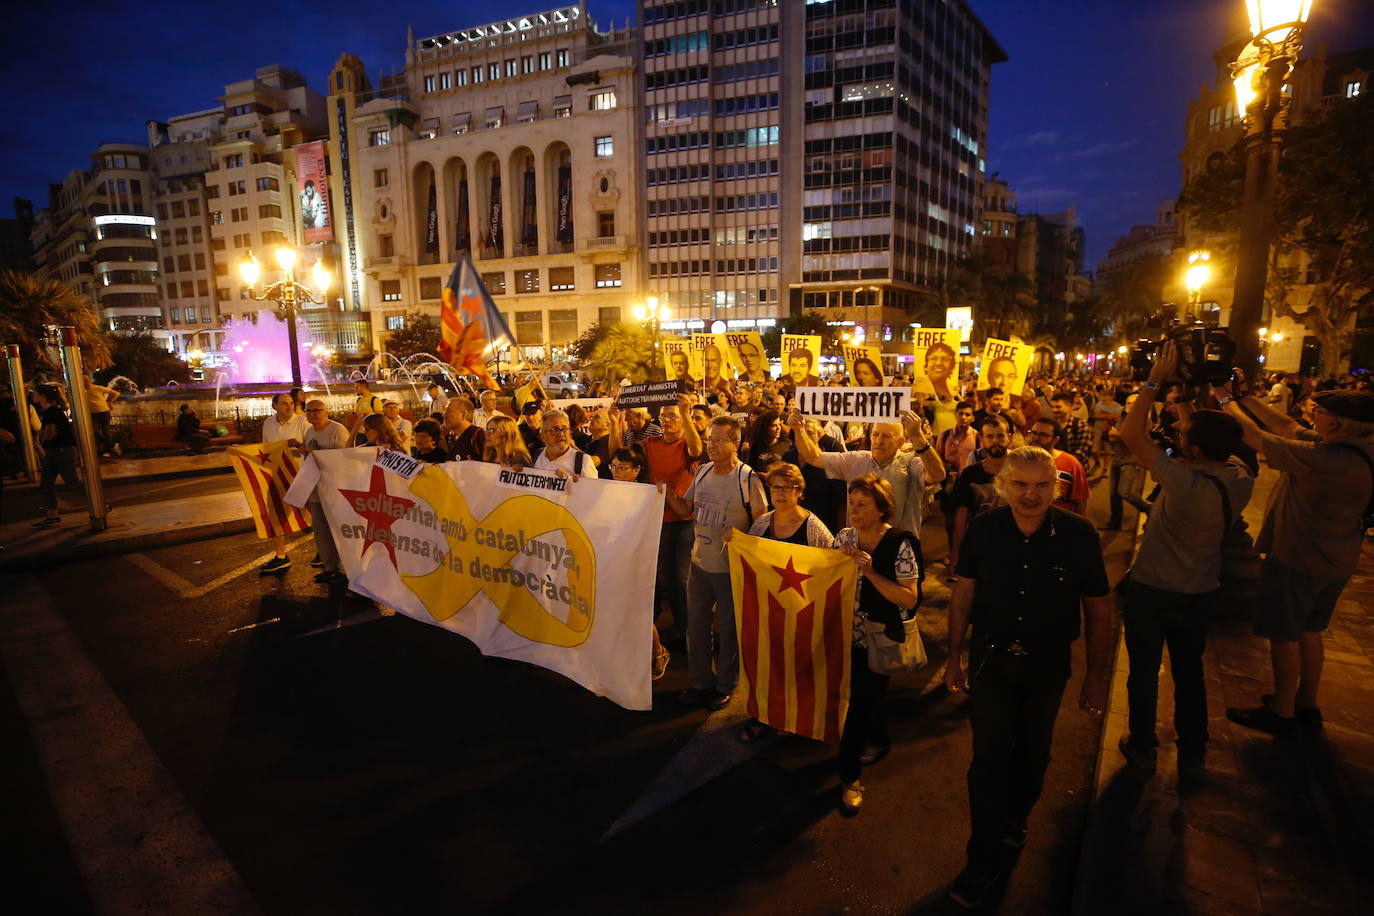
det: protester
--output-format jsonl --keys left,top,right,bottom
{"left": 412, "top": 419, "right": 448, "bottom": 463}
{"left": 640, "top": 394, "right": 703, "bottom": 645}
{"left": 289, "top": 387, "right": 307, "bottom": 415}
{"left": 1115, "top": 344, "right": 1253, "bottom": 777}
{"left": 442, "top": 398, "right": 485, "bottom": 462}
{"left": 585, "top": 408, "right": 614, "bottom": 479}
{"left": 175, "top": 403, "right": 213, "bottom": 454}
{"left": 608, "top": 447, "right": 672, "bottom": 680}
{"left": 1050, "top": 392, "right": 1093, "bottom": 468}
{"left": 742, "top": 410, "right": 789, "bottom": 475}
{"left": 973, "top": 388, "right": 1025, "bottom": 437}
{"left": 382, "top": 401, "right": 413, "bottom": 454}
{"left": 621, "top": 407, "right": 662, "bottom": 447}
{"left": 32, "top": 384, "right": 88, "bottom": 527}
{"left": 259, "top": 392, "right": 310, "bottom": 575}
{"left": 936, "top": 401, "right": 979, "bottom": 548}
{"left": 518, "top": 401, "right": 544, "bottom": 456}
{"left": 484, "top": 415, "right": 532, "bottom": 470}
{"left": 944, "top": 446, "right": 1114, "bottom": 907}
{"left": 349, "top": 378, "right": 383, "bottom": 445}
{"left": 1214, "top": 382, "right": 1374, "bottom": 735}
{"left": 84, "top": 374, "right": 120, "bottom": 457}
{"left": 426, "top": 382, "right": 450, "bottom": 420}
{"left": 565, "top": 403, "right": 594, "bottom": 452}
{"left": 362, "top": 413, "right": 406, "bottom": 451}
{"left": 664, "top": 416, "right": 768, "bottom": 711}
{"left": 946, "top": 415, "right": 1012, "bottom": 573}
{"left": 1024, "top": 417, "right": 1090, "bottom": 516}
{"left": 472, "top": 389, "right": 499, "bottom": 429}
{"left": 300, "top": 400, "right": 351, "bottom": 586}
{"left": 532, "top": 408, "right": 595, "bottom": 476}
{"left": 830, "top": 474, "right": 920, "bottom": 812}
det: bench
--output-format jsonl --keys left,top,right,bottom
{"left": 130, "top": 422, "right": 244, "bottom": 452}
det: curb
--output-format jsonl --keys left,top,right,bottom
{"left": 5, "top": 464, "right": 233, "bottom": 492}
{"left": 0, "top": 516, "right": 256, "bottom": 573}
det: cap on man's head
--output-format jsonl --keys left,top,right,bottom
{"left": 521, "top": 401, "right": 541, "bottom": 416}
{"left": 179, "top": 403, "right": 191, "bottom": 412}
{"left": 1312, "top": 390, "right": 1374, "bottom": 423}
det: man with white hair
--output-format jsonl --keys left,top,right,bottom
{"left": 943, "top": 446, "right": 1114, "bottom": 908}
{"left": 473, "top": 389, "right": 499, "bottom": 429}
{"left": 621, "top": 406, "right": 662, "bottom": 447}
{"left": 532, "top": 408, "right": 595, "bottom": 476}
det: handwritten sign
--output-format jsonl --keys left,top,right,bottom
{"left": 374, "top": 447, "right": 422, "bottom": 480}
{"left": 795, "top": 387, "right": 912, "bottom": 423}
{"left": 614, "top": 380, "right": 685, "bottom": 409}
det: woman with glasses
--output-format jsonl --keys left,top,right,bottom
{"left": 610, "top": 447, "right": 672, "bottom": 680}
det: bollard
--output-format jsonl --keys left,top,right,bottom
{"left": 55, "top": 327, "right": 108, "bottom": 531}
{"left": 5, "top": 344, "right": 40, "bottom": 483}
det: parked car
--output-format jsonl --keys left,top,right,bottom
{"left": 540, "top": 373, "right": 583, "bottom": 397}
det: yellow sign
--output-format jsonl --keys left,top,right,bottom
{"left": 911, "top": 328, "right": 962, "bottom": 399}
{"left": 781, "top": 335, "right": 822, "bottom": 388}
{"left": 723, "top": 330, "right": 768, "bottom": 382}
{"left": 978, "top": 338, "right": 1031, "bottom": 396}
{"left": 662, "top": 338, "right": 695, "bottom": 386}
{"left": 843, "top": 344, "right": 885, "bottom": 387}
{"left": 691, "top": 332, "right": 729, "bottom": 391}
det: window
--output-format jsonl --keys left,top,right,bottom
{"left": 590, "top": 88, "right": 617, "bottom": 110}
{"left": 455, "top": 69, "right": 467, "bottom": 87}
{"left": 380, "top": 280, "right": 402, "bottom": 301}
{"left": 419, "top": 277, "right": 442, "bottom": 300}
{"left": 256, "top": 176, "right": 279, "bottom": 192}
{"left": 175, "top": 227, "right": 188, "bottom": 245}
{"left": 505, "top": 59, "right": 517, "bottom": 77}
{"left": 165, "top": 282, "right": 177, "bottom": 297}
{"left": 228, "top": 180, "right": 246, "bottom": 196}
{"left": 549, "top": 267, "right": 575, "bottom": 291}
{"left": 177, "top": 254, "right": 192, "bottom": 272}
{"left": 488, "top": 63, "right": 500, "bottom": 81}
{"left": 216, "top": 287, "right": 230, "bottom": 301}
{"left": 556, "top": 49, "right": 569, "bottom": 67}
{"left": 191, "top": 226, "right": 203, "bottom": 243}
{"left": 259, "top": 204, "right": 282, "bottom": 219}
{"left": 521, "top": 56, "right": 533, "bottom": 74}
{"left": 233, "top": 233, "right": 251, "bottom": 248}
{"left": 516, "top": 269, "right": 540, "bottom": 294}
{"left": 198, "top": 279, "right": 209, "bottom": 297}
{"left": 597, "top": 211, "right": 615, "bottom": 237}
{"left": 171, "top": 201, "right": 186, "bottom": 219}
{"left": 437, "top": 72, "right": 450, "bottom": 90}
{"left": 214, "top": 263, "right": 228, "bottom": 277}
{"left": 539, "top": 52, "right": 551, "bottom": 70}
{"left": 201, "top": 306, "right": 212, "bottom": 322}
{"left": 554, "top": 95, "right": 572, "bottom": 118}
{"left": 472, "top": 66, "right": 484, "bottom": 84}
{"left": 170, "top": 307, "right": 181, "bottom": 323}
{"left": 594, "top": 263, "right": 621, "bottom": 288}
{"left": 187, "top": 200, "right": 200, "bottom": 216}
{"left": 232, "top": 207, "right": 248, "bottom": 222}
{"left": 425, "top": 75, "right": 436, "bottom": 92}
{"left": 194, "top": 252, "right": 206, "bottom": 270}
{"left": 515, "top": 310, "right": 543, "bottom": 343}
{"left": 378, "top": 234, "right": 394, "bottom": 257}
{"left": 1348, "top": 80, "right": 1364, "bottom": 98}
{"left": 206, "top": 186, "right": 219, "bottom": 199}
{"left": 386, "top": 314, "right": 406, "bottom": 329}
{"left": 598, "top": 306, "right": 620, "bottom": 325}
{"left": 210, "top": 237, "right": 225, "bottom": 250}
{"left": 224, "top": 153, "right": 243, "bottom": 169}
{"left": 549, "top": 309, "right": 578, "bottom": 344}
{"left": 481, "top": 272, "right": 506, "bottom": 295}
{"left": 374, "top": 168, "right": 389, "bottom": 188}
{"left": 261, "top": 230, "right": 286, "bottom": 245}
{"left": 594, "top": 136, "right": 614, "bottom": 157}
{"left": 486, "top": 106, "right": 504, "bottom": 129}
{"left": 369, "top": 129, "right": 391, "bottom": 146}
{"left": 157, "top": 203, "right": 169, "bottom": 220}
{"left": 181, "top": 280, "right": 195, "bottom": 297}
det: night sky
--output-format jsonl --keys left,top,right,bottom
{"left": 3, "top": 1, "right": 1371, "bottom": 268}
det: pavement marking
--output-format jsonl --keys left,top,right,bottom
{"left": 126, "top": 538, "right": 311, "bottom": 600}
{"left": 0, "top": 575, "right": 261, "bottom": 913}
{"left": 294, "top": 607, "right": 385, "bottom": 639}
{"left": 227, "top": 618, "right": 282, "bottom": 634}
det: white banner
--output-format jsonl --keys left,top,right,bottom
{"left": 794, "top": 387, "right": 912, "bottom": 423}
{"left": 286, "top": 449, "right": 663, "bottom": 709}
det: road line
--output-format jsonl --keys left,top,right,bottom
{"left": 127, "top": 538, "right": 312, "bottom": 600}
{"left": 0, "top": 575, "right": 261, "bottom": 913}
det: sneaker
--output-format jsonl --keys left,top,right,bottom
{"left": 323, "top": 571, "right": 348, "bottom": 585}
{"left": 1118, "top": 735, "right": 1158, "bottom": 773}
{"left": 949, "top": 860, "right": 1003, "bottom": 909}
{"left": 259, "top": 556, "right": 291, "bottom": 575}
{"left": 310, "top": 554, "right": 324, "bottom": 569}
{"left": 1226, "top": 704, "right": 1299, "bottom": 737}
{"left": 706, "top": 691, "right": 732, "bottom": 712}
{"left": 840, "top": 780, "right": 864, "bottom": 813}
{"left": 1262, "top": 693, "right": 1323, "bottom": 732}
{"left": 859, "top": 742, "right": 891, "bottom": 766}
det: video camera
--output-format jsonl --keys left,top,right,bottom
{"left": 1129, "top": 305, "right": 1237, "bottom": 386}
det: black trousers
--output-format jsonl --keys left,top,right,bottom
{"left": 966, "top": 639, "right": 1070, "bottom": 865}
{"left": 837, "top": 646, "right": 891, "bottom": 783}
{"left": 1122, "top": 582, "right": 1210, "bottom": 760}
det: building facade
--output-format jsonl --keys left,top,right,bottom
{"left": 979, "top": 172, "right": 1017, "bottom": 270}
{"left": 1015, "top": 205, "right": 1088, "bottom": 328}
{"left": 1095, "top": 200, "right": 1176, "bottom": 285}
{"left": 343, "top": 7, "right": 641, "bottom": 359}
{"left": 639, "top": 0, "right": 1004, "bottom": 349}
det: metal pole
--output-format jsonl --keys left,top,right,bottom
{"left": 5, "top": 343, "right": 40, "bottom": 482}
{"left": 55, "top": 327, "right": 108, "bottom": 531}
{"left": 284, "top": 281, "right": 303, "bottom": 389}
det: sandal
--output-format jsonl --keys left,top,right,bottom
{"left": 652, "top": 647, "right": 670, "bottom": 680}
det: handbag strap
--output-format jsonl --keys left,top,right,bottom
{"left": 1199, "top": 472, "right": 1234, "bottom": 536}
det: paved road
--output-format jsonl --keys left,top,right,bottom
{"left": 2, "top": 485, "right": 1133, "bottom": 915}
{"left": 1, "top": 469, "right": 239, "bottom": 522}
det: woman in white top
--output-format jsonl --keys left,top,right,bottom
{"left": 260, "top": 393, "right": 312, "bottom": 576}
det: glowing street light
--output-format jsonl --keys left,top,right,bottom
{"left": 238, "top": 246, "right": 333, "bottom": 388}
{"left": 633, "top": 295, "right": 671, "bottom": 373}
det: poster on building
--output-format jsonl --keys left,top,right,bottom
{"left": 691, "top": 333, "right": 729, "bottom": 392}
{"left": 296, "top": 140, "right": 332, "bottom": 243}
{"left": 843, "top": 344, "right": 886, "bottom": 387}
{"left": 911, "top": 328, "right": 963, "bottom": 399}
{"left": 662, "top": 338, "right": 696, "bottom": 386}
{"left": 723, "top": 331, "right": 768, "bottom": 383}
{"left": 781, "top": 335, "right": 822, "bottom": 389}
{"left": 978, "top": 338, "right": 1031, "bottom": 396}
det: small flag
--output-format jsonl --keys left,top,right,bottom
{"left": 229, "top": 440, "right": 312, "bottom": 539}
{"left": 440, "top": 254, "right": 518, "bottom": 390}
{"left": 728, "top": 533, "right": 857, "bottom": 744}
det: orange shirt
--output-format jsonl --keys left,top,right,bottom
{"left": 643, "top": 436, "right": 695, "bottom": 522}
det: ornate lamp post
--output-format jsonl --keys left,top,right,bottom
{"left": 238, "top": 247, "right": 332, "bottom": 388}
{"left": 633, "top": 296, "right": 671, "bottom": 375}
{"left": 1184, "top": 249, "right": 1212, "bottom": 315}
{"left": 1228, "top": 0, "right": 1314, "bottom": 381}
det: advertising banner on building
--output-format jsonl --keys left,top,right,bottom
{"left": 843, "top": 344, "right": 886, "bottom": 387}
{"left": 781, "top": 335, "right": 822, "bottom": 389}
{"left": 285, "top": 449, "right": 663, "bottom": 710}
{"left": 424, "top": 180, "right": 439, "bottom": 254}
{"left": 556, "top": 165, "right": 573, "bottom": 244}
{"left": 691, "top": 332, "right": 729, "bottom": 392}
{"left": 723, "top": 331, "right": 768, "bottom": 382}
{"left": 911, "top": 328, "right": 963, "bottom": 399}
{"left": 296, "top": 140, "right": 332, "bottom": 242}
{"left": 978, "top": 338, "right": 1031, "bottom": 396}
{"left": 662, "top": 338, "right": 696, "bottom": 386}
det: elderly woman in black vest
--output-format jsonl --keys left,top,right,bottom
{"left": 833, "top": 473, "right": 921, "bottom": 814}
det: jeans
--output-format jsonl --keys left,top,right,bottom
{"left": 40, "top": 446, "right": 87, "bottom": 511}
{"left": 1123, "top": 583, "right": 1211, "bottom": 760}
{"left": 309, "top": 498, "right": 340, "bottom": 572}
{"left": 1107, "top": 462, "right": 1151, "bottom": 525}
{"left": 838, "top": 646, "right": 891, "bottom": 782}
{"left": 657, "top": 520, "right": 693, "bottom": 637}
{"left": 966, "top": 639, "right": 1070, "bottom": 865}
{"left": 686, "top": 563, "right": 738, "bottom": 694}
{"left": 91, "top": 410, "right": 112, "bottom": 452}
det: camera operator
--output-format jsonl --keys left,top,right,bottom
{"left": 1213, "top": 378, "right": 1374, "bottom": 736}
{"left": 1117, "top": 342, "right": 1253, "bottom": 778}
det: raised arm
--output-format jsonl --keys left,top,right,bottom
{"left": 787, "top": 409, "right": 824, "bottom": 468}
{"left": 902, "top": 410, "right": 945, "bottom": 485}
{"left": 678, "top": 393, "right": 702, "bottom": 458}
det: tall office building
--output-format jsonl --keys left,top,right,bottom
{"left": 340, "top": 6, "right": 641, "bottom": 357}
{"left": 639, "top": 0, "right": 1004, "bottom": 347}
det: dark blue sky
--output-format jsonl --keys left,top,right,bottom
{"left": 3, "top": 1, "right": 1371, "bottom": 267}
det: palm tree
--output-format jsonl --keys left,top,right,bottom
{"left": 586, "top": 323, "right": 659, "bottom": 384}
{"left": 0, "top": 271, "right": 111, "bottom": 376}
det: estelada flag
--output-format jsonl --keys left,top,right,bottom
{"left": 229, "top": 440, "right": 312, "bottom": 539}
{"left": 440, "top": 253, "right": 518, "bottom": 389}
{"left": 728, "top": 532, "right": 857, "bottom": 744}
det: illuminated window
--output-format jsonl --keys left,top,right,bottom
{"left": 594, "top": 263, "right": 621, "bottom": 288}
{"left": 590, "top": 88, "right": 617, "bottom": 110}
{"left": 380, "top": 280, "right": 402, "bottom": 302}
{"left": 369, "top": 129, "right": 390, "bottom": 147}
{"left": 594, "top": 136, "right": 614, "bottom": 157}
{"left": 386, "top": 315, "right": 405, "bottom": 329}
{"left": 1348, "top": 81, "right": 1363, "bottom": 98}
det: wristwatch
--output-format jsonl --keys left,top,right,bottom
{"left": 1218, "top": 396, "right": 1234, "bottom": 407}
{"left": 1142, "top": 380, "right": 1160, "bottom": 391}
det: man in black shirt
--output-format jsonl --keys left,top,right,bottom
{"left": 946, "top": 415, "right": 1011, "bottom": 575}
{"left": 944, "top": 445, "right": 1115, "bottom": 908}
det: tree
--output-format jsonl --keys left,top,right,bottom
{"left": 585, "top": 323, "right": 659, "bottom": 384}
{"left": 1094, "top": 252, "right": 1171, "bottom": 347}
{"left": 385, "top": 311, "right": 442, "bottom": 359}
{"left": 98, "top": 332, "right": 190, "bottom": 389}
{"left": 761, "top": 311, "right": 844, "bottom": 357}
{"left": 1180, "top": 92, "right": 1374, "bottom": 374}
{"left": 570, "top": 320, "right": 612, "bottom": 362}
{"left": 0, "top": 270, "right": 111, "bottom": 376}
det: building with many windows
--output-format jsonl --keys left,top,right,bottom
{"left": 639, "top": 0, "right": 1004, "bottom": 347}
{"left": 342, "top": 7, "right": 642, "bottom": 357}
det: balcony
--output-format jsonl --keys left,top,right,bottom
{"left": 363, "top": 254, "right": 409, "bottom": 271}
{"left": 582, "top": 234, "right": 627, "bottom": 250}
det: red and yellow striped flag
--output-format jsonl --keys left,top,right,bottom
{"left": 229, "top": 440, "right": 312, "bottom": 539}
{"left": 728, "top": 532, "right": 857, "bottom": 744}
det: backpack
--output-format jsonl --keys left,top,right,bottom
{"left": 1332, "top": 443, "right": 1374, "bottom": 535}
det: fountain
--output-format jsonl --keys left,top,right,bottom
{"left": 221, "top": 310, "right": 316, "bottom": 385}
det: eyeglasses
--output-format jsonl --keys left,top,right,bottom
{"left": 706, "top": 437, "right": 734, "bottom": 445}
{"left": 543, "top": 425, "right": 570, "bottom": 434}
{"left": 769, "top": 484, "right": 799, "bottom": 493}
{"left": 610, "top": 463, "right": 638, "bottom": 473}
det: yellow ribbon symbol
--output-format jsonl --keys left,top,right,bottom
{"left": 401, "top": 466, "right": 597, "bottom": 648}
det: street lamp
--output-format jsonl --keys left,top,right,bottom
{"left": 1228, "top": 0, "right": 1314, "bottom": 382}
{"left": 238, "top": 247, "right": 332, "bottom": 388}
{"left": 1184, "top": 249, "right": 1211, "bottom": 314}
{"left": 633, "top": 296, "right": 671, "bottom": 360}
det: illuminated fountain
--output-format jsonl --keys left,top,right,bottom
{"left": 221, "top": 310, "right": 315, "bottom": 384}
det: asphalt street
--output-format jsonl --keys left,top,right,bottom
{"left": 2, "top": 481, "right": 1133, "bottom": 915}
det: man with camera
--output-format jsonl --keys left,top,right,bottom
{"left": 1117, "top": 342, "right": 1253, "bottom": 778}
{"left": 1213, "top": 379, "right": 1374, "bottom": 735}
